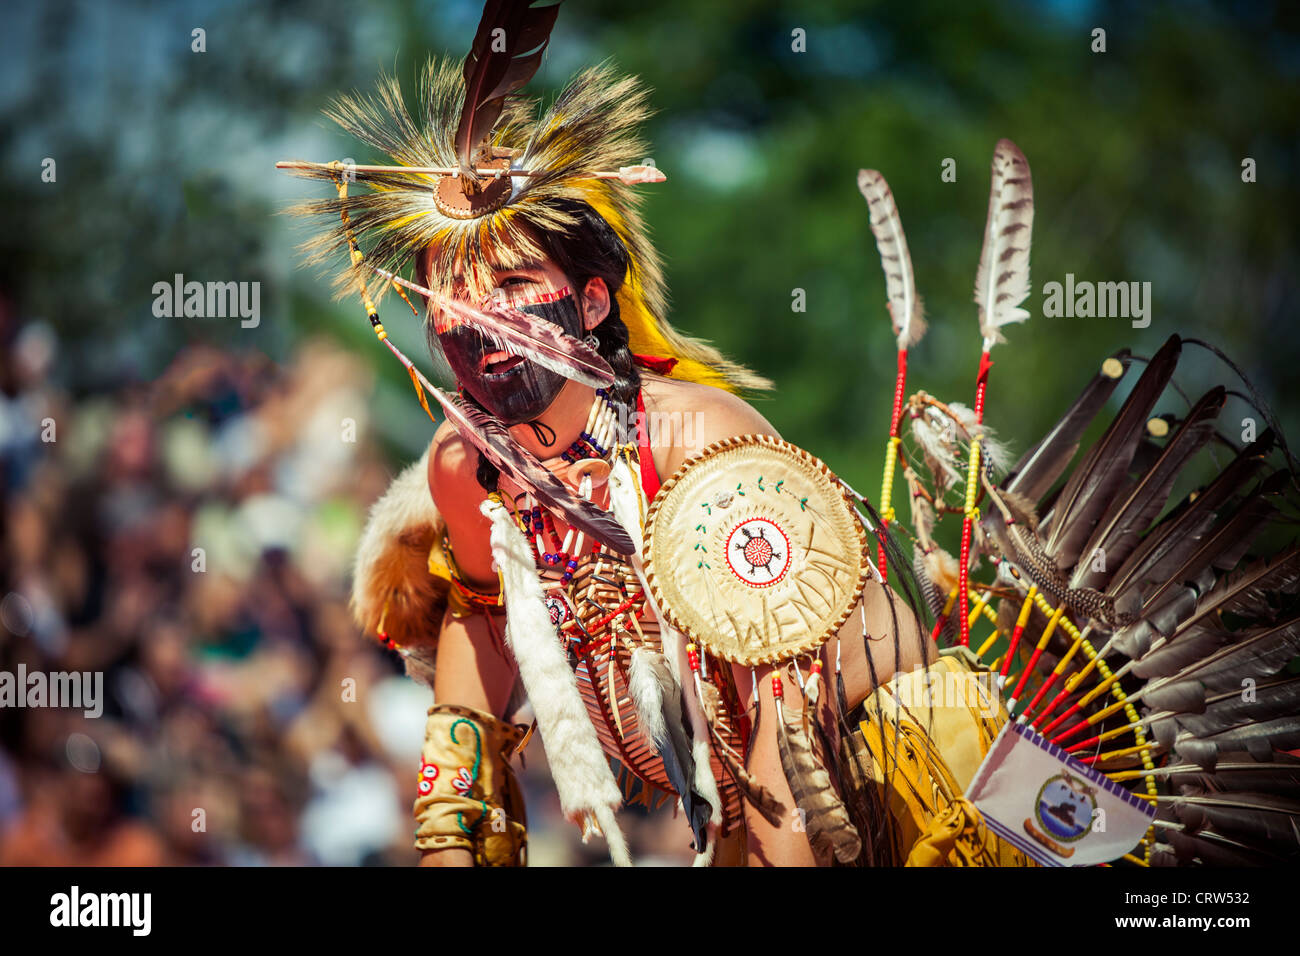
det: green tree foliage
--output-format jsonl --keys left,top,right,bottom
{"left": 2, "top": 0, "right": 1296, "bottom": 480}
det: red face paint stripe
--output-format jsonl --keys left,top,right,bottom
{"left": 512, "top": 285, "right": 571, "bottom": 306}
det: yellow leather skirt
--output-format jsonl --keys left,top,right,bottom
{"left": 839, "top": 647, "right": 1035, "bottom": 866}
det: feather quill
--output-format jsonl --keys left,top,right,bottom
{"left": 1163, "top": 791, "right": 1300, "bottom": 849}
{"left": 429, "top": 387, "right": 635, "bottom": 554}
{"left": 1070, "top": 387, "right": 1226, "bottom": 591}
{"left": 1171, "top": 674, "right": 1300, "bottom": 736}
{"left": 1004, "top": 350, "right": 1132, "bottom": 502}
{"left": 1118, "top": 538, "right": 1300, "bottom": 660}
{"left": 697, "top": 678, "right": 785, "bottom": 826}
{"left": 714, "top": 736, "right": 786, "bottom": 828}
{"left": 1209, "top": 541, "right": 1300, "bottom": 619}
{"left": 1129, "top": 622, "right": 1233, "bottom": 681}
{"left": 627, "top": 647, "right": 712, "bottom": 848}
{"left": 1042, "top": 335, "right": 1182, "bottom": 567}
{"left": 1165, "top": 755, "right": 1300, "bottom": 798}
{"left": 857, "top": 169, "right": 926, "bottom": 349}
{"left": 1165, "top": 616, "right": 1300, "bottom": 693}
{"left": 973, "top": 139, "right": 1034, "bottom": 348}
{"left": 1175, "top": 716, "right": 1300, "bottom": 770}
{"left": 1104, "top": 431, "right": 1276, "bottom": 604}
{"left": 1156, "top": 821, "right": 1288, "bottom": 865}
{"left": 371, "top": 266, "right": 614, "bottom": 387}
{"left": 1116, "top": 494, "right": 1282, "bottom": 652}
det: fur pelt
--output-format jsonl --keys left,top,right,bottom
{"left": 350, "top": 446, "right": 446, "bottom": 687}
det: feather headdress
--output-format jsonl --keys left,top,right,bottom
{"left": 281, "top": 3, "right": 769, "bottom": 394}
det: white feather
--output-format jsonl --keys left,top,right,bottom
{"left": 627, "top": 647, "right": 668, "bottom": 745}
{"left": 973, "top": 139, "right": 1034, "bottom": 350}
{"left": 858, "top": 169, "right": 926, "bottom": 350}
{"left": 945, "top": 402, "right": 1013, "bottom": 475}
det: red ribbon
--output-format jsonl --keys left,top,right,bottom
{"left": 632, "top": 353, "right": 678, "bottom": 376}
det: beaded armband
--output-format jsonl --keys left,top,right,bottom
{"left": 414, "top": 703, "right": 528, "bottom": 865}
{"left": 429, "top": 532, "right": 504, "bottom": 618}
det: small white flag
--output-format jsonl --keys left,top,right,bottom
{"left": 966, "top": 721, "right": 1155, "bottom": 866}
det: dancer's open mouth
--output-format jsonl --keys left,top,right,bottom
{"left": 481, "top": 350, "right": 525, "bottom": 376}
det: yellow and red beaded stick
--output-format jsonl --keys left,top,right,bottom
{"left": 861, "top": 144, "right": 1031, "bottom": 645}
{"left": 955, "top": 140, "right": 1034, "bottom": 646}
{"left": 869, "top": 132, "right": 1300, "bottom": 864}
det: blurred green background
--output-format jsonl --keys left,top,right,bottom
{"left": 4, "top": 0, "right": 1297, "bottom": 475}
{"left": 0, "top": 0, "right": 1297, "bottom": 866}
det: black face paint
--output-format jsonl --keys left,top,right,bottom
{"left": 436, "top": 291, "right": 585, "bottom": 426}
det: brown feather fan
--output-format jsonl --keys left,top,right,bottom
{"left": 863, "top": 140, "right": 1300, "bottom": 867}
{"left": 455, "top": 0, "right": 562, "bottom": 172}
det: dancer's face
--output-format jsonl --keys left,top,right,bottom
{"left": 425, "top": 249, "right": 610, "bottom": 425}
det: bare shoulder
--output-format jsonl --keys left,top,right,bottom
{"left": 426, "top": 420, "right": 481, "bottom": 511}
{"left": 641, "top": 375, "right": 780, "bottom": 478}
{"left": 426, "top": 420, "right": 498, "bottom": 584}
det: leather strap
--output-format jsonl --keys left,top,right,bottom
{"left": 635, "top": 388, "right": 661, "bottom": 501}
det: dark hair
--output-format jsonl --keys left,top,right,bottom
{"left": 428, "top": 199, "right": 643, "bottom": 492}
{"left": 539, "top": 199, "right": 641, "bottom": 409}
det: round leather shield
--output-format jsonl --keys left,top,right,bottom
{"left": 643, "top": 435, "right": 872, "bottom": 666}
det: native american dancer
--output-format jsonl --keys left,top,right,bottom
{"left": 279, "top": 1, "right": 1300, "bottom": 867}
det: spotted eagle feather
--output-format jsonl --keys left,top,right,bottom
{"left": 857, "top": 169, "right": 926, "bottom": 349}
{"left": 973, "top": 139, "right": 1034, "bottom": 348}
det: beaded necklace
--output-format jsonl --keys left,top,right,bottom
{"left": 514, "top": 387, "right": 622, "bottom": 584}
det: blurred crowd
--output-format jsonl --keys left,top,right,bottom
{"left": 0, "top": 301, "right": 692, "bottom": 866}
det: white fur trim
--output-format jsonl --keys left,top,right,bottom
{"left": 480, "top": 497, "right": 632, "bottom": 866}
{"left": 593, "top": 805, "right": 632, "bottom": 868}
{"left": 350, "top": 446, "right": 445, "bottom": 687}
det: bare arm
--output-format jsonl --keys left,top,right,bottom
{"left": 731, "top": 579, "right": 935, "bottom": 866}
{"left": 654, "top": 384, "right": 936, "bottom": 865}
{"left": 651, "top": 387, "right": 825, "bottom": 864}
{"left": 419, "top": 424, "right": 519, "bottom": 867}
